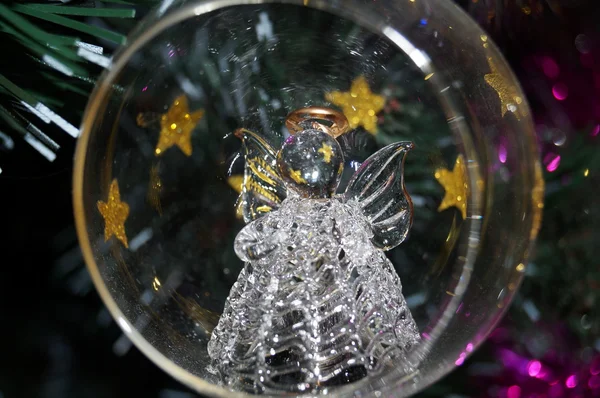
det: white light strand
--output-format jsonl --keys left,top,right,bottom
{"left": 34, "top": 102, "right": 79, "bottom": 138}
{"left": 75, "top": 41, "right": 104, "bottom": 55}
{"left": 27, "top": 123, "right": 59, "bottom": 151}
{"left": 21, "top": 101, "right": 51, "bottom": 124}
{"left": 42, "top": 54, "right": 73, "bottom": 76}
{"left": 24, "top": 132, "right": 56, "bottom": 161}
{"left": 77, "top": 47, "right": 112, "bottom": 69}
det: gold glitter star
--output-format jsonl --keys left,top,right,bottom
{"left": 155, "top": 95, "right": 204, "bottom": 156}
{"left": 97, "top": 179, "right": 130, "bottom": 247}
{"left": 326, "top": 76, "right": 385, "bottom": 134}
{"left": 484, "top": 57, "right": 525, "bottom": 120}
{"left": 318, "top": 143, "right": 333, "bottom": 163}
{"left": 435, "top": 155, "right": 468, "bottom": 220}
{"left": 289, "top": 169, "right": 307, "bottom": 184}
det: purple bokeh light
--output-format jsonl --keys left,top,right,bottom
{"left": 552, "top": 83, "right": 569, "bottom": 100}
{"left": 528, "top": 360, "right": 542, "bottom": 377}
{"left": 498, "top": 144, "right": 507, "bottom": 163}
{"left": 507, "top": 385, "right": 521, "bottom": 398}
{"left": 546, "top": 155, "right": 561, "bottom": 172}
{"left": 589, "top": 375, "right": 600, "bottom": 389}
{"left": 455, "top": 352, "right": 467, "bottom": 366}
{"left": 542, "top": 57, "right": 560, "bottom": 79}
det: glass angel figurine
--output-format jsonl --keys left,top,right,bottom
{"left": 208, "top": 107, "right": 420, "bottom": 394}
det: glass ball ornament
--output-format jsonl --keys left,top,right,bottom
{"left": 73, "top": 0, "right": 544, "bottom": 397}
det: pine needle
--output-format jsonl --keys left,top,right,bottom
{"left": 24, "top": 4, "right": 136, "bottom": 19}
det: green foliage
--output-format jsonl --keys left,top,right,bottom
{"left": 521, "top": 133, "right": 600, "bottom": 341}
{"left": 0, "top": 0, "right": 151, "bottom": 158}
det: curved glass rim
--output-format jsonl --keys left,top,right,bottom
{"left": 73, "top": 0, "right": 540, "bottom": 396}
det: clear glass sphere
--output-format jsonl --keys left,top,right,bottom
{"left": 74, "top": 0, "right": 543, "bottom": 396}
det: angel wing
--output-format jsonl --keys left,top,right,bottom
{"left": 343, "top": 142, "right": 414, "bottom": 251}
{"left": 234, "top": 128, "right": 287, "bottom": 223}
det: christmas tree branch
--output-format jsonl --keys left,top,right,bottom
{"left": 0, "top": 0, "right": 153, "bottom": 170}
{"left": 12, "top": 5, "right": 128, "bottom": 44}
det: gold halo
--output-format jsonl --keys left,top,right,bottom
{"left": 285, "top": 106, "right": 350, "bottom": 138}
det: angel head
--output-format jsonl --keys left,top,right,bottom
{"left": 277, "top": 129, "right": 344, "bottom": 199}
{"left": 276, "top": 107, "right": 351, "bottom": 199}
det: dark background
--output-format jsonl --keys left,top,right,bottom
{"left": 1, "top": 0, "right": 600, "bottom": 397}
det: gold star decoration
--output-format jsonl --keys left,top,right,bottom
{"left": 318, "top": 143, "right": 333, "bottom": 163}
{"left": 155, "top": 95, "right": 204, "bottom": 156}
{"left": 326, "top": 76, "right": 386, "bottom": 135}
{"left": 97, "top": 179, "right": 130, "bottom": 247}
{"left": 435, "top": 155, "right": 468, "bottom": 220}
{"left": 289, "top": 169, "right": 307, "bottom": 184}
{"left": 484, "top": 57, "right": 525, "bottom": 121}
